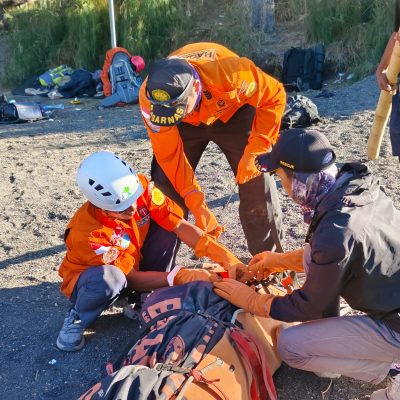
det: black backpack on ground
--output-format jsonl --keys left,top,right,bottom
{"left": 0, "top": 94, "right": 47, "bottom": 124}
{"left": 281, "top": 94, "right": 320, "bottom": 130}
{"left": 282, "top": 43, "right": 325, "bottom": 91}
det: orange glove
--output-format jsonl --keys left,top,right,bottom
{"left": 248, "top": 248, "right": 304, "bottom": 281}
{"left": 194, "top": 234, "right": 249, "bottom": 280}
{"left": 184, "top": 190, "right": 224, "bottom": 239}
{"left": 236, "top": 151, "right": 262, "bottom": 184}
{"left": 214, "top": 279, "right": 275, "bottom": 317}
{"left": 236, "top": 137, "right": 270, "bottom": 184}
{"left": 173, "top": 268, "right": 221, "bottom": 285}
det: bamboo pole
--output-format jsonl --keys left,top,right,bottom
{"left": 367, "top": 30, "right": 400, "bottom": 160}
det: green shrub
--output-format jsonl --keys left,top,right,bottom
{"left": 276, "top": 0, "right": 307, "bottom": 22}
{"left": 3, "top": 0, "right": 397, "bottom": 86}
{"left": 305, "top": 0, "right": 395, "bottom": 76}
{"left": 3, "top": 0, "right": 190, "bottom": 86}
{"left": 3, "top": 0, "right": 262, "bottom": 86}
{"left": 186, "top": 0, "right": 264, "bottom": 58}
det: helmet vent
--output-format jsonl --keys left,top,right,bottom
{"left": 129, "top": 167, "right": 133, "bottom": 173}
{"left": 102, "top": 192, "right": 112, "bottom": 197}
{"left": 116, "top": 199, "right": 121, "bottom": 204}
{"left": 88, "top": 178, "right": 95, "bottom": 186}
{"left": 94, "top": 184, "right": 104, "bottom": 191}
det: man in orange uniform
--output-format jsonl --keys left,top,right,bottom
{"left": 139, "top": 42, "right": 286, "bottom": 257}
{"left": 57, "top": 151, "right": 244, "bottom": 352}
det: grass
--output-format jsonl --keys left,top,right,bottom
{"left": 2, "top": 0, "right": 260, "bottom": 87}
{"left": 2, "top": 0, "right": 396, "bottom": 86}
{"left": 305, "top": 0, "right": 395, "bottom": 76}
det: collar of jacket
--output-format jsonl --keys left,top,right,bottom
{"left": 305, "top": 162, "right": 380, "bottom": 243}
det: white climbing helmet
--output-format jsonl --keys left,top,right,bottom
{"left": 76, "top": 151, "right": 143, "bottom": 212}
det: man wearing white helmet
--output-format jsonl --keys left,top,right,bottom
{"left": 57, "top": 151, "right": 245, "bottom": 352}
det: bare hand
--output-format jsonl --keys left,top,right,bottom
{"left": 376, "top": 70, "right": 396, "bottom": 92}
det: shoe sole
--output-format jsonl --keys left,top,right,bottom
{"left": 56, "top": 336, "right": 85, "bottom": 352}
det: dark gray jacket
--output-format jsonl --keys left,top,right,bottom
{"left": 270, "top": 163, "right": 400, "bottom": 333}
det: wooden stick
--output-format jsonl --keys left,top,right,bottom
{"left": 367, "top": 29, "right": 400, "bottom": 160}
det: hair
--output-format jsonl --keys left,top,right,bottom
{"left": 395, "top": 0, "right": 400, "bottom": 31}
{"left": 280, "top": 168, "right": 294, "bottom": 178}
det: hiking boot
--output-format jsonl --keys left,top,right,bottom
{"left": 56, "top": 308, "right": 85, "bottom": 352}
{"left": 370, "top": 374, "right": 400, "bottom": 400}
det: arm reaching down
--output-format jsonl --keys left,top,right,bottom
{"left": 194, "top": 233, "right": 249, "bottom": 280}
{"left": 214, "top": 279, "right": 274, "bottom": 317}
{"left": 247, "top": 248, "right": 304, "bottom": 281}
{"left": 376, "top": 32, "right": 399, "bottom": 92}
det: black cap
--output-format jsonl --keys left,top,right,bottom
{"left": 255, "top": 129, "right": 336, "bottom": 174}
{"left": 145, "top": 58, "right": 195, "bottom": 126}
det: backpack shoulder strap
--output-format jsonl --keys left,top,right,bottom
{"left": 230, "top": 328, "right": 277, "bottom": 400}
{"left": 106, "top": 308, "right": 183, "bottom": 374}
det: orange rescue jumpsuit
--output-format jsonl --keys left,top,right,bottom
{"left": 139, "top": 42, "right": 285, "bottom": 255}
{"left": 59, "top": 174, "right": 183, "bottom": 299}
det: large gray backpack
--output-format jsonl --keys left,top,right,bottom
{"left": 101, "top": 51, "right": 143, "bottom": 107}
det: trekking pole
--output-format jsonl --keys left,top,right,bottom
{"left": 108, "top": 0, "right": 117, "bottom": 48}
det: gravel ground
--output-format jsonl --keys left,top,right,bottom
{"left": 0, "top": 74, "right": 399, "bottom": 399}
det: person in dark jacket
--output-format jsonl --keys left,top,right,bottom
{"left": 214, "top": 129, "right": 400, "bottom": 400}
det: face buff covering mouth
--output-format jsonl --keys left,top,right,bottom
{"left": 291, "top": 162, "right": 338, "bottom": 224}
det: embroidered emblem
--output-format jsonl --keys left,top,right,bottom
{"left": 203, "top": 90, "right": 212, "bottom": 100}
{"left": 151, "top": 188, "right": 165, "bottom": 205}
{"left": 238, "top": 80, "right": 248, "bottom": 96}
{"left": 110, "top": 227, "right": 131, "bottom": 249}
{"left": 90, "top": 243, "right": 110, "bottom": 255}
{"left": 102, "top": 247, "right": 119, "bottom": 264}
{"left": 245, "top": 81, "right": 258, "bottom": 97}
{"left": 136, "top": 215, "right": 150, "bottom": 227}
{"left": 136, "top": 206, "right": 150, "bottom": 227}
{"left": 151, "top": 89, "right": 170, "bottom": 101}
{"left": 137, "top": 206, "right": 149, "bottom": 218}
{"left": 150, "top": 104, "right": 184, "bottom": 125}
{"left": 172, "top": 49, "right": 217, "bottom": 61}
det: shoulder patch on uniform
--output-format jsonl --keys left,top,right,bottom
{"left": 238, "top": 80, "right": 248, "bottom": 96}
{"left": 151, "top": 187, "right": 165, "bottom": 205}
{"left": 245, "top": 81, "right": 258, "bottom": 97}
{"left": 102, "top": 247, "right": 119, "bottom": 264}
{"left": 170, "top": 49, "right": 217, "bottom": 61}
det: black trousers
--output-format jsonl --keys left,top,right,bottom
{"left": 390, "top": 91, "right": 400, "bottom": 156}
{"left": 151, "top": 105, "right": 283, "bottom": 256}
